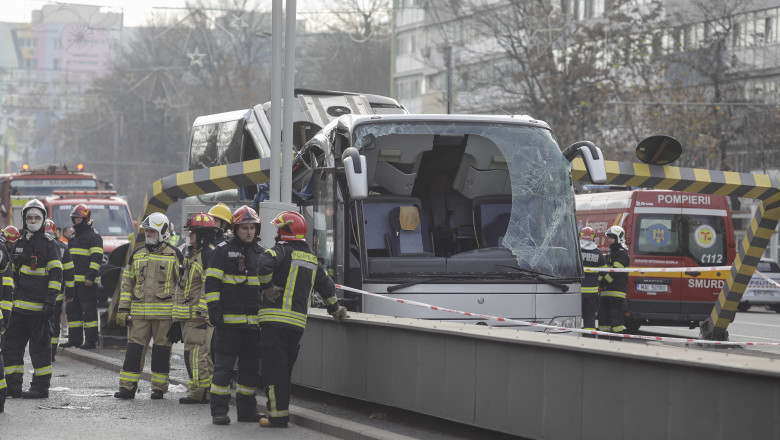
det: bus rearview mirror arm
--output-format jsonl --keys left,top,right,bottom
{"left": 563, "top": 141, "right": 607, "bottom": 184}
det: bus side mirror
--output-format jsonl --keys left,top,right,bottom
{"left": 563, "top": 141, "right": 607, "bottom": 184}
{"left": 342, "top": 147, "right": 368, "bottom": 200}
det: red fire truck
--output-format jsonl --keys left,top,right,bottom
{"left": 575, "top": 190, "right": 736, "bottom": 331}
{"left": 0, "top": 164, "right": 100, "bottom": 228}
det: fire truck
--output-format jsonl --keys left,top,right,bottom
{"left": 0, "top": 164, "right": 101, "bottom": 228}
{"left": 41, "top": 190, "right": 134, "bottom": 306}
{"left": 575, "top": 190, "right": 737, "bottom": 331}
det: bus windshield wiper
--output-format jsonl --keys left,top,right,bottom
{"left": 497, "top": 265, "right": 569, "bottom": 292}
{"left": 386, "top": 275, "right": 501, "bottom": 293}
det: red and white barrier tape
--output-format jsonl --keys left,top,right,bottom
{"left": 335, "top": 284, "right": 780, "bottom": 346}
{"left": 751, "top": 271, "right": 780, "bottom": 290}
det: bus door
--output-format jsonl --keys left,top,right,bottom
{"left": 678, "top": 212, "right": 729, "bottom": 316}
{"left": 631, "top": 209, "right": 684, "bottom": 316}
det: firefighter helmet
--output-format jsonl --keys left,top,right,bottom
{"left": 70, "top": 203, "right": 91, "bottom": 222}
{"left": 45, "top": 219, "right": 57, "bottom": 235}
{"left": 232, "top": 205, "right": 260, "bottom": 230}
{"left": 2, "top": 225, "right": 20, "bottom": 243}
{"left": 186, "top": 212, "right": 218, "bottom": 230}
{"left": 22, "top": 199, "right": 47, "bottom": 233}
{"left": 579, "top": 226, "right": 595, "bottom": 241}
{"left": 606, "top": 225, "right": 626, "bottom": 245}
{"left": 209, "top": 203, "right": 233, "bottom": 226}
{"left": 271, "top": 211, "right": 307, "bottom": 241}
{"left": 141, "top": 212, "right": 171, "bottom": 242}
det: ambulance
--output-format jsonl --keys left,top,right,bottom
{"left": 575, "top": 190, "right": 736, "bottom": 331}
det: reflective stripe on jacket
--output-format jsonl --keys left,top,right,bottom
{"left": 257, "top": 240, "right": 339, "bottom": 332}
{"left": 11, "top": 231, "right": 63, "bottom": 315}
{"left": 119, "top": 243, "right": 183, "bottom": 319}
{"left": 173, "top": 243, "right": 213, "bottom": 321}
{"left": 204, "top": 239, "right": 264, "bottom": 327}
{"left": 68, "top": 226, "right": 103, "bottom": 283}
{"left": 600, "top": 245, "right": 630, "bottom": 299}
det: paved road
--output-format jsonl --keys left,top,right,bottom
{"left": 634, "top": 307, "right": 780, "bottom": 356}
{"left": 0, "top": 355, "right": 341, "bottom": 440}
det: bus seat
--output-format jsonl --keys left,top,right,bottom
{"left": 473, "top": 195, "right": 512, "bottom": 248}
{"left": 362, "top": 196, "right": 429, "bottom": 257}
{"left": 388, "top": 206, "right": 433, "bottom": 256}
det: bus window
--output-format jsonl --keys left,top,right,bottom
{"left": 189, "top": 119, "right": 244, "bottom": 170}
{"left": 686, "top": 216, "right": 726, "bottom": 265}
{"left": 636, "top": 215, "right": 680, "bottom": 255}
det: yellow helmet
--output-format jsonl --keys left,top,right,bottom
{"left": 208, "top": 203, "right": 233, "bottom": 225}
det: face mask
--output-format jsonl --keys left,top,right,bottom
{"left": 27, "top": 220, "right": 42, "bottom": 232}
{"left": 145, "top": 233, "right": 160, "bottom": 247}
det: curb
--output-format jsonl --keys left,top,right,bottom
{"left": 59, "top": 347, "right": 417, "bottom": 440}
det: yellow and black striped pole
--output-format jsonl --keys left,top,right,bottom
{"left": 572, "top": 159, "right": 780, "bottom": 340}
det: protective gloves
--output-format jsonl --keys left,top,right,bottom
{"left": 43, "top": 303, "right": 55, "bottom": 319}
{"left": 262, "top": 285, "right": 283, "bottom": 303}
{"left": 167, "top": 322, "right": 183, "bottom": 344}
{"left": 116, "top": 311, "right": 130, "bottom": 327}
{"left": 329, "top": 305, "right": 349, "bottom": 324}
{"left": 210, "top": 310, "right": 224, "bottom": 326}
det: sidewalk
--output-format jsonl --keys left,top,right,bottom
{"left": 58, "top": 345, "right": 416, "bottom": 440}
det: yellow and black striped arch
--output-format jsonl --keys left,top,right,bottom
{"left": 573, "top": 158, "right": 780, "bottom": 340}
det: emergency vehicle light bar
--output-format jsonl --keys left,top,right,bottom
{"left": 52, "top": 190, "right": 118, "bottom": 197}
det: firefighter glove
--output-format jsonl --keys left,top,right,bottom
{"left": 167, "top": 322, "right": 183, "bottom": 343}
{"left": 65, "top": 287, "right": 75, "bottom": 300}
{"left": 116, "top": 311, "right": 130, "bottom": 327}
{"left": 262, "top": 285, "right": 283, "bottom": 303}
{"left": 210, "top": 311, "right": 224, "bottom": 326}
{"left": 43, "top": 303, "right": 55, "bottom": 319}
{"left": 329, "top": 306, "right": 349, "bottom": 324}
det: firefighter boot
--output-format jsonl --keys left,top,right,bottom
{"left": 259, "top": 417, "right": 288, "bottom": 428}
{"left": 151, "top": 390, "right": 164, "bottom": 400}
{"left": 212, "top": 414, "right": 230, "bottom": 425}
{"left": 21, "top": 388, "right": 49, "bottom": 399}
{"left": 179, "top": 394, "right": 209, "bottom": 404}
{"left": 114, "top": 384, "right": 137, "bottom": 400}
{"left": 59, "top": 341, "right": 80, "bottom": 348}
{"left": 79, "top": 343, "right": 97, "bottom": 350}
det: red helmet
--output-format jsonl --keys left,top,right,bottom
{"left": 2, "top": 225, "right": 20, "bottom": 242}
{"left": 186, "top": 212, "right": 218, "bottom": 230}
{"left": 45, "top": 219, "right": 57, "bottom": 235}
{"left": 579, "top": 226, "right": 596, "bottom": 241}
{"left": 271, "top": 211, "right": 306, "bottom": 241}
{"left": 232, "top": 206, "right": 260, "bottom": 234}
{"left": 71, "top": 204, "right": 91, "bottom": 222}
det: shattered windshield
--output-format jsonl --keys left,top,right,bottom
{"left": 353, "top": 121, "right": 580, "bottom": 278}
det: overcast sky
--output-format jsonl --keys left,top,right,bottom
{"left": 2, "top": 0, "right": 324, "bottom": 27}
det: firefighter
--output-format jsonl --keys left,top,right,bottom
{"left": 208, "top": 202, "right": 233, "bottom": 245}
{"left": 60, "top": 204, "right": 103, "bottom": 349}
{"left": 171, "top": 212, "right": 219, "bottom": 404}
{"left": 2, "top": 199, "right": 63, "bottom": 399}
{"left": 579, "top": 226, "right": 604, "bottom": 334}
{"left": 205, "top": 205, "right": 264, "bottom": 425}
{"left": 0, "top": 226, "right": 16, "bottom": 412}
{"left": 256, "top": 211, "right": 348, "bottom": 428}
{"left": 599, "top": 225, "right": 630, "bottom": 338}
{"left": 114, "top": 212, "right": 183, "bottom": 400}
{"left": 45, "top": 220, "right": 74, "bottom": 361}
{"left": 0, "top": 226, "right": 19, "bottom": 332}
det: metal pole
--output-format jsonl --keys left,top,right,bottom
{"left": 445, "top": 44, "right": 452, "bottom": 114}
{"left": 270, "top": 0, "right": 283, "bottom": 202}
{"left": 281, "top": 0, "right": 296, "bottom": 204}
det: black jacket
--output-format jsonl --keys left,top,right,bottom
{"left": 12, "top": 231, "right": 63, "bottom": 315}
{"left": 257, "top": 240, "right": 339, "bottom": 333}
{"left": 580, "top": 241, "right": 605, "bottom": 293}
{"left": 600, "top": 243, "right": 630, "bottom": 298}
{"left": 51, "top": 236, "right": 75, "bottom": 301}
{"left": 68, "top": 225, "right": 103, "bottom": 283}
{"left": 204, "top": 237, "right": 265, "bottom": 327}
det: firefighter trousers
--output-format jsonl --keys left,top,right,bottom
{"left": 582, "top": 292, "right": 600, "bottom": 331}
{"left": 182, "top": 321, "right": 214, "bottom": 401}
{"left": 259, "top": 325, "right": 302, "bottom": 425}
{"left": 52, "top": 299, "right": 63, "bottom": 353}
{"left": 0, "top": 343, "right": 7, "bottom": 412}
{"left": 210, "top": 325, "right": 259, "bottom": 417}
{"left": 2, "top": 313, "right": 52, "bottom": 394}
{"left": 65, "top": 283, "right": 99, "bottom": 345}
{"left": 598, "top": 296, "right": 625, "bottom": 333}
{"left": 119, "top": 318, "right": 172, "bottom": 393}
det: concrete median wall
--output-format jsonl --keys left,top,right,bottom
{"left": 294, "top": 310, "right": 780, "bottom": 439}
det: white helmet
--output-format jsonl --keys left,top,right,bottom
{"left": 141, "top": 212, "right": 171, "bottom": 246}
{"left": 22, "top": 199, "right": 47, "bottom": 233}
{"left": 606, "top": 225, "right": 626, "bottom": 245}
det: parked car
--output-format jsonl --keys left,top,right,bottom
{"left": 738, "top": 258, "right": 780, "bottom": 312}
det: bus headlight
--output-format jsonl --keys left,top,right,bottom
{"left": 546, "top": 316, "right": 581, "bottom": 333}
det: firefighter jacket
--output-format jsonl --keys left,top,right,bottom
{"left": 0, "top": 240, "right": 13, "bottom": 323}
{"left": 119, "top": 243, "right": 184, "bottom": 319}
{"left": 11, "top": 231, "right": 63, "bottom": 316}
{"left": 600, "top": 243, "right": 630, "bottom": 299}
{"left": 204, "top": 238, "right": 264, "bottom": 327}
{"left": 257, "top": 240, "right": 340, "bottom": 333}
{"left": 50, "top": 235, "right": 75, "bottom": 302}
{"left": 580, "top": 239, "right": 605, "bottom": 295}
{"left": 68, "top": 225, "right": 103, "bottom": 284}
{"left": 173, "top": 243, "right": 214, "bottom": 321}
